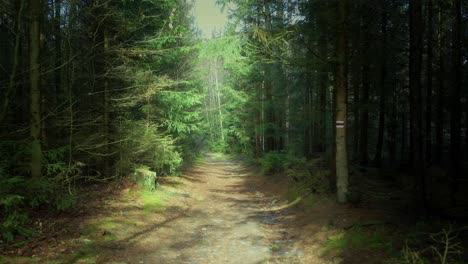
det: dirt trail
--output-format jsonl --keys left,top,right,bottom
{"left": 101, "top": 153, "right": 298, "bottom": 264}
{"left": 1, "top": 153, "right": 391, "bottom": 263}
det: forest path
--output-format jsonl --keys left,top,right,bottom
{"left": 99, "top": 153, "right": 299, "bottom": 264}
{"left": 1, "top": 153, "right": 399, "bottom": 263}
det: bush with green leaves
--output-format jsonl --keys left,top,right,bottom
{"left": 259, "top": 152, "right": 289, "bottom": 175}
{"left": 179, "top": 133, "right": 205, "bottom": 165}
{"left": 208, "top": 140, "right": 228, "bottom": 153}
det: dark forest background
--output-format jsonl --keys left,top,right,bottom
{"left": 0, "top": 0, "right": 467, "bottom": 262}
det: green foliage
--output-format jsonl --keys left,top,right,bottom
{"left": 157, "top": 89, "right": 203, "bottom": 135}
{"left": 54, "top": 193, "right": 77, "bottom": 212}
{"left": 0, "top": 177, "right": 34, "bottom": 241}
{"left": 195, "top": 36, "right": 252, "bottom": 154}
{"left": 0, "top": 174, "right": 78, "bottom": 241}
{"left": 110, "top": 0, "right": 202, "bottom": 177}
{"left": 178, "top": 133, "right": 206, "bottom": 165}
{"left": 223, "top": 88, "right": 251, "bottom": 154}
{"left": 116, "top": 120, "right": 182, "bottom": 176}
{"left": 0, "top": 256, "right": 42, "bottom": 264}
{"left": 198, "top": 37, "right": 251, "bottom": 74}
{"left": 323, "top": 227, "right": 393, "bottom": 255}
{"left": 141, "top": 191, "right": 167, "bottom": 214}
{"left": 0, "top": 142, "right": 78, "bottom": 241}
{"left": 259, "top": 152, "right": 288, "bottom": 175}
{"left": 0, "top": 0, "right": 200, "bottom": 246}
{"left": 209, "top": 140, "right": 228, "bottom": 153}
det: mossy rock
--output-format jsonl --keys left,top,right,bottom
{"left": 132, "top": 168, "right": 157, "bottom": 191}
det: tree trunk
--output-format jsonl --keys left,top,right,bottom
{"left": 358, "top": 25, "right": 370, "bottom": 166}
{"left": 66, "top": 1, "right": 76, "bottom": 173}
{"left": 318, "top": 33, "right": 328, "bottom": 153}
{"left": 214, "top": 60, "right": 224, "bottom": 142}
{"left": 401, "top": 112, "right": 407, "bottom": 164}
{"left": 374, "top": 3, "right": 388, "bottom": 166}
{"left": 316, "top": 3, "right": 329, "bottom": 154}
{"left": 335, "top": 0, "right": 349, "bottom": 203}
{"left": 388, "top": 85, "right": 397, "bottom": 165}
{"left": 255, "top": 88, "right": 262, "bottom": 157}
{"left": 264, "top": 0, "right": 275, "bottom": 152}
{"left": 0, "top": 0, "right": 24, "bottom": 123}
{"left": 449, "top": 0, "right": 461, "bottom": 204}
{"left": 103, "top": 6, "right": 111, "bottom": 177}
{"left": 54, "top": 0, "right": 62, "bottom": 100}
{"left": 285, "top": 89, "right": 290, "bottom": 149}
{"left": 304, "top": 76, "right": 313, "bottom": 158}
{"left": 30, "top": 0, "right": 42, "bottom": 178}
{"left": 276, "top": 0, "right": 285, "bottom": 152}
{"left": 425, "top": 0, "right": 433, "bottom": 163}
{"left": 409, "top": 0, "right": 426, "bottom": 215}
{"left": 434, "top": 3, "right": 444, "bottom": 164}
{"left": 351, "top": 52, "right": 360, "bottom": 160}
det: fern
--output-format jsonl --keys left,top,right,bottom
{"left": 0, "top": 174, "right": 76, "bottom": 241}
{"left": 0, "top": 195, "right": 24, "bottom": 207}
{"left": 0, "top": 209, "right": 29, "bottom": 242}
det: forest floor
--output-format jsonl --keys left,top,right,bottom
{"left": 1, "top": 153, "right": 404, "bottom": 264}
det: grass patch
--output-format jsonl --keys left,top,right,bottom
{"left": 210, "top": 152, "right": 230, "bottom": 161}
{"left": 122, "top": 189, "right": 138, "bottom": 200}
{"left": 65, "top": 242, "right": 99, "bottom": 264}
{"left": 81, "top": 223, "right": 99, "bottom": 237}
{"left": 192, "top": 155, "right": 206, "bottom": 164}
{"left": 98, "top": 218, "right": 120, "bottom": 231}
{"left": 0, "top": 256, "right": 42, "bottom": 263}
{"left": 323, "top": 227, "right": 393, "bottom": 255}
{"left": 43, "top": 183, "right": 172, "bottom": 263}
{"left": 140, "top": 190, "right": 167, "bottom": 214}
{"left": 269, "top": 243, "right": 281, "bottom": 251}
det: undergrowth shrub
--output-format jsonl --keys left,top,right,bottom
{"left": 395, "top": 226, "right": 465, "bottom": 264}
{"left": 0, "top": 176, "right": 76, "bottom": 242}
{"left": 259, "top": 152, "right": 329, "bottom": 196}
{"left": 0, "top": 142, "right": 77, "bottom": 242}
{"left": 323, "top": 226, "right": 393, "bottom": 255}
{"left": 179, "top": 133, "right": 205, "bottom": 165}
{"left": 0, "top": 177, "right": 28, "bottom": 242}
{"left": 287, "top": 157, "right": 329, "bottom": 195}
{"left": 225, "top": 126, "right": 251, "bottom": 155}
{"left": 259, "top": 152, "right": 288, "bottom": 174}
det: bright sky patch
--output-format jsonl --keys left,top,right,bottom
{"left": 192, "top": 0, "right": 229, "bottom": 38}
